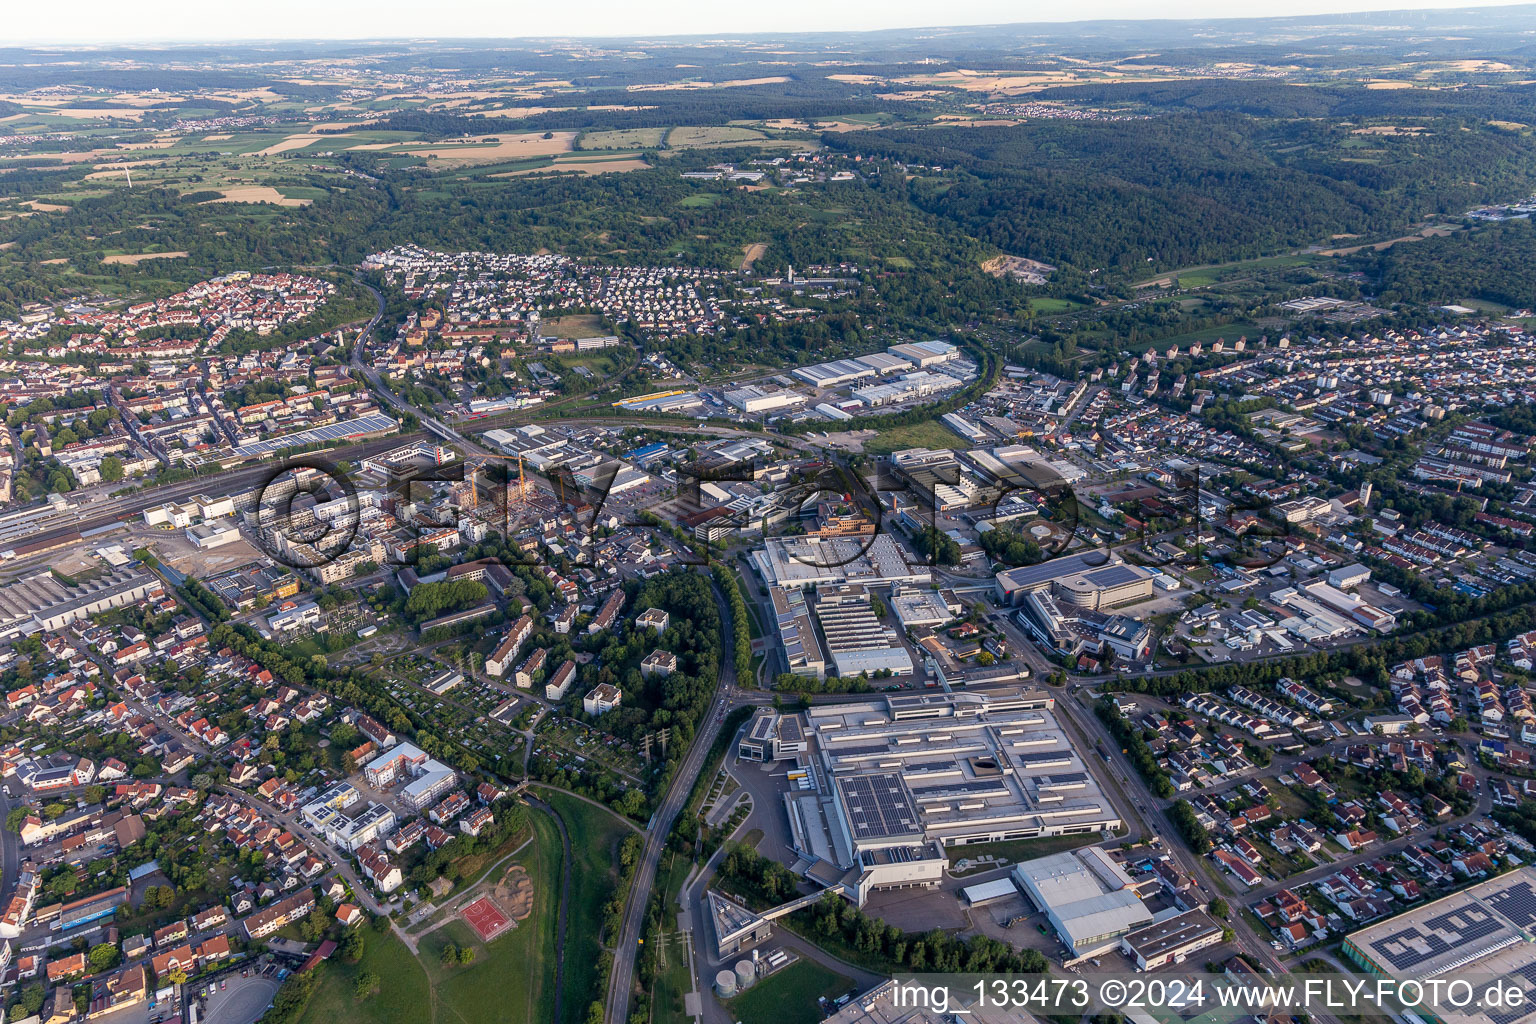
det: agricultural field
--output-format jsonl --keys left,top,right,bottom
{"left": 578, "top": 128, "right": 667, "bottom": 149}
{"left": 493, "top": 153, "right": 652, "bottom": 177}
{"left": 665, "top": 126, "right": 773, "bottom": 148}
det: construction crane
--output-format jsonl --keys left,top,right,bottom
{"left": 460, "top": 452, "right": 532, "bottom": 515}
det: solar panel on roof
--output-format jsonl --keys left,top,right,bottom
{"left": 1085, "top": 565, "right": 1144, "bottom": 586}
{"left": 1488, "top": 881, "right": 1536, "bottom": 928}
{"left": 1489, "top": 964, "right": 1536, "bottom": 1024}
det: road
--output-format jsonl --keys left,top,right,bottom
{"left": 217, "top": 785, "right": 388, "bottom": 917}
{"left": 3, "top": 430, "right": 428, "bottom": 565}
{"left": 677, "top": 765, "right": 881, "bottom": 1024}
{"left": 605, "top": 579, "right": 738, "bottom": 1024}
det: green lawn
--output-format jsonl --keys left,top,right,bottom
{"left": 293, "top": 927, "right": 430, "bottom": 1024}
{"left": 732, "top": 572, "right": 764, "bottom": 642}
{"left": 542, "top": 791, "right": 634, "bottom": 1024}
{"left": 1128, "top": 320, "right": 1260, "bottom": 354}
{"left": 544, "top": 313, "right": 612, "bottom": 339}
{"left": 296, "top": 809, "right": 563, "bottom": 1024}
{"left": 860, "top": 419, "right": 964, "bottom": 456}
{"left": 726, "top": 961, "right": 851, "bottom": 1024}
{"left": 1027, "top": 296, "right": 1083, "bottom": 313}
{"left": 650, "top": 930, "right": 697, "bottom": 1024}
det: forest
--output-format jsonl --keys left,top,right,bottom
{"left": 358, "top": 78, "right": 893, "bottom": 134}
{"left": 828, "top": 111, "right": 1536, "bottom": 274}
{"left": 1363, "top": 218, "right": 1536, "bottom": 309}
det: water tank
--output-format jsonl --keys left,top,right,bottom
{"left": 735, "top": 960, "right": 756, "bottom": 989}
{"left": 714, "top": 970, "right": 738, "bottom": 998}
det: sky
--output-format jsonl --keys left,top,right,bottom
{"left": 6, "top": 0, "right": 1531, "bottom": 44}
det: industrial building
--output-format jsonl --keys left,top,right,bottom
{"left": 813, "top": 584, "right": 913, "bottom": 678}
{"left": 187, "top": 521, "right": 243, "bottom": 549}
{"left": 1328, "top": 563, "right": 1372, "bottom": 589}
{"left": 1297, "top": 579, "right": 1396, "bottom": 633}
{"left": 792, "top": 358, "right": 879, "bottom": 389}
{"left": 748, "top": 689, "right": 1119, "bottom": 907}
{"left": 1342, "top": 866, "right": 1536, "bottom": 1024}
{"left": 55, "top": 886, "right": 130, "bottom": 933}
{"left": 767, "top": 585, "right": 826, "bottom": 678}
{"left": 739, "top": 709, "right": 808, "bottom": 762}
{"left": 706, "top": 891, "right": 773, "bottom": 961}
{"left": 1015, "top": 589, "right": 1153, "bottom": 663}
{"left": 993, "top": 553, "right": 1155, "bottom": 610}
{"left": 1012, "top": 847, "right": 1153, "bottom": 959}
{"left": 1120, "top": 908, "right": 1225, "bottom": 970}
{"left": 850, "top": 371, "right": 955, "bottom": 408}
{"left": 749, "top": 533, "right": 929, "bottom": 591}
{"left": 723, "top": 385, "right": 806, "bottom": 414}
{"left": 888, "top": 340, "right": 959, "bottom": 367}
{"left": 889, "top": 586, "right": 963, "bottom": 630}
{"left": 0, "top": 567, "right": 161, "bottom": 640}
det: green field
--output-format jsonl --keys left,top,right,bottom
{"left": 666, "top": 126, "right": 769, "bottom": 148}
{"left": 1027, "top": 296, "right": 1083, "bottom": 313}
{"left": 678, "top": 193, "right": 722, "bottom": 208}
{"left": 296, "top": 809, "right": 563, "bottom": 1024}
{"left": 651, "top": 930, "right": 697, "bottom": 1024}
{"left": 579, "top": 128, "right": 667, "bottom": 150}
{"left": 859, "top": 419, "right": 965, "bottom": 456}
{"left": 542, "top": 791, "right": 635, "bottom": 1024}
{"left": 544, "top": 314, "right": 612, "bottom": 339}
{"left": 726, "top": 961, "right": 852, "bottom": 1024}
{"left": 293, "top": 926, "right": 430, "bottom": 1024}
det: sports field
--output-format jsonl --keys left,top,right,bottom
{"left": 462, "top": 896, "right": 512, "bottom": 942}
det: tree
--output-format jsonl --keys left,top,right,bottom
{"left": 47, "top": 872, "right": 78, "bottom": 900}
{"left": 614, "top": 789, "right": 647, "bottom": 820}
{"left": 1208, "top": 897, "right": 1229, "bottom": 920}
{"left": 339, "top": 928, "right": 365, "bottom": 964}
{"left": 100, "top": 456, "right": 124, "bottom": 483}
{"left": 18, "top": 984, "right": 45, "bottom": 1016}
{"left": 912, "top": 526, "right": 962, "bottom": 566}
{"left": 354, "top": 971, "right": 380, "bottom": 1000}
{"left": 169, "top": 967, "right": 188, "bottom": 985}
{"left": 87, "top": 943, "right": 120, "bottom": 972}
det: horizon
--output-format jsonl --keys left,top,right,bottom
{"left": 9, "top": 0, "right": 1536, "bottom": 46}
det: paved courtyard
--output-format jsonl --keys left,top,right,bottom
{"left": 201, "top": 977, "right": 281, "bottom": 1024}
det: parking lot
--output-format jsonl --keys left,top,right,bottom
{"left": 198, "top": 971, "right": 283, "bottom": 1024}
